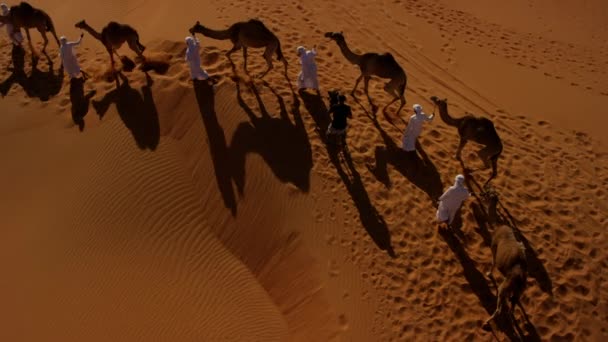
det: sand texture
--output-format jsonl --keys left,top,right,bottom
{"left": 1, "top": 0, "right": 607, "bottom": 341}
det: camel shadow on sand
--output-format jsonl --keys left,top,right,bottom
{"left": 299, "top": 90, "right": 396, "bottom": 258}
{"left": 91, "top": 72, "right": 160, "bottom": 150}
{"left": 439, "top": 228, "right": 540, "bottom": 341}
{"left": 230, "top": 77, "right": 313, "bottom": 195}
{"left": 466, "top": 172, "right": 553, "bottom": 296}
{"left": 0, "top": 44, "right": 63, "bottom": 101}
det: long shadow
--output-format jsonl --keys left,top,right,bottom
{"left": 299, "top": 90, "right": 395, "bottom": 258}
{"left": 0, "top": 44, "right": 63, "bottom": 101}
{"left": 69, "top": 77, "right": 96, "bottom": 131}
{"left": 92, "top": 73, "right": 160, "bottom": 150}
{"left": 467, "top": 174, "right": 553, "bottom": 295}
{"left": 367, "top": 117, "right": 444, "bottom": 205}
{"left": 193, "top": 79, "right": 238, "bottom": 216}
{"left": 230, "top": 78, "right": 312, "bottom": 194}
{"left": 438, "top": 228, "right": 525, "bottom": 341}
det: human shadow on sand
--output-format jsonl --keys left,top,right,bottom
{"left": 439, "top": 228, "right": 538, "bottom": 341}
{"left": 366, "top": 116, "right": 444, "bottom": 205}
{"left": 299, "top": 90, "right": 395, "bottom": 258}
{"left": 230, "top": 77, "right": 312, "bottom": 194}
{"left": 0, "top": 44, "right": 63, "bottom": 101}
{"left": 193, "top": 79, "right": 238, "bottom": 216}
{"left": 92, "top": 73, "right": 160, "bottom": 150}
{"left": 69, "top": 77, "right": 96, "bottom": 131}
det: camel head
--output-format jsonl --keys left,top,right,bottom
{"left": 74, "top": 20, "right": 87, "bottom": 29}
{"left": 189, "top": 21, "right": 204, "bottom": 35}
{"left": 324, "top": 31, "right": 345, "bottom": 43}
{"left": 430, "top": 95, "right": 448, "bottom": 110}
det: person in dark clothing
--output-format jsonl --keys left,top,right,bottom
{"left": 326, "top": 94, "right": 352, "bottom": 146}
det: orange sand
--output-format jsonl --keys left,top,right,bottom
{"left": 1, "top": 0, "right": 607, "bottom": 341}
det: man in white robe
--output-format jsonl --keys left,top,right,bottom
{"left": 402, "top": 104, "right": 434, "bottom": 152}
{"left": 296, "top": 45, "right": 319, "bottom": 91}
{"left": 59, "top": 34, "right": 85, "bottom": 79}
{"left": 185, "top": 36, "right": 209, "bottom": 81}
{"left": 0, "top": 3, "right": 24, "bottom": 45}
{"left": 436, "top": 174, "right": 471, "bottom": 228}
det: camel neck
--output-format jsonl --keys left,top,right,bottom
{"left": 195, "top": 26, "right": 231, "bottom": 40}
{"left": 81, "top": 24, "right": 102, "bottom": 42}
{"left": 336, "top": 40, "right": 362, "bottom": 65}
{"left": 438, "top": 103, "right": 460, "bottom": 127}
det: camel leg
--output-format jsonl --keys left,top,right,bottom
{"left": 242, "top": 47, "right": 248, "bottom": 75}
{"left": 259, "top": 46, "right": 274, "bottom": 79}
{"left": 38, "top": 27, "right": 50, "bottom": 53}
{"left": 363, "top": 76, "right": 376, "bottom": 113}
{"left": 24, "top": 29, "right": 37, "bottom": 59}
{"left": 50, "top": 27, "right": 60, "bottom": 47}
{"left": 351, "top": 74, "right": 363, "bottom": 97}
{"left": 455, "top": 137, "right": 467, "bottom": 160}
{"left": 226, "top": 44, "right": 240, "bottom": 71}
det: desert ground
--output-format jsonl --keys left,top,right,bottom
{"left": 1, "top": 0, "right": 607, "bottom": 341}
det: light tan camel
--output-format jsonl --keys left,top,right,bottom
{"left": 324, "top": 31, "right": 407, "bottom": 117}
{"left": 1, "top": 2, "right": 59, "bottom": 56}
{"left": 482, "top": 191, "right": 529, "bottom": 331}
{"left": 188, "top": 19, "right": 287, "bottom": 78}
{"left": 75, "top": 20, "right": 146, "bottom": 69}
{"left": 430, "top": 96, "right": 503, "bottom": 186}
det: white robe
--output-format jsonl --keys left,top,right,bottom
{"left": 297, "top": 48, "right": 319, "bottom": 90}
{"left": 0, "top": 10, "right": 23, "bottom": 45}
{"left": 60, "top": 36, "right": 83, "bottom": 78}
{"left": 436, "top": 181, "right": 470, "bottom": 224}
{"left": 402, "top": 112, "right": 433, "bottom": 151}
{"left": 185, "top": 37, "right": 209, "bottom": 80}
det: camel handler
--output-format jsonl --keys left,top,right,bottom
{"left": 436, "top": 174, "right": 472, "bottom": 229}
{"left": 0, "top": 3, "right": 24, "bottom": 45}
{"left": 402, "top": 103, "right": 434, "bottom": 152}
{"left": 185, "top": 35, "right": 210, "bottom": 81}
{"left": 327, "top": 94, "right": 352, "bottom": 146}
{"left": 59, "top": 33, "right": 87, "bottom": 79}
{"left": 296, "top": 45, "right": 319, "bottom": 93}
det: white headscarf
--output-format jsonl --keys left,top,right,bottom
{"left": 454, "top": 174, "right": 465, "bottom": 187}
{"left": 1, "top": 3, "right": 9, "bottom": 15}
{"left": 296, "top": 46, "right": 306, "bottom": 55}
{"left": 413, "top": 104, "right": 423, "bottom": 115}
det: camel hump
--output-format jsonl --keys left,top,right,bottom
{"left": 13, "top": 1, "right": 34, "bottom": 14}
{"left": 18, "top": 2, "right": 34, "bottom": 10}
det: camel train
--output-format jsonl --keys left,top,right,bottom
{"left": 1, "top": 1, "right": 531, "bottom": 334}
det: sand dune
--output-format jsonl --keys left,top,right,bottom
{"left": 1, "top": 0, "right": 607, "bottom": 341}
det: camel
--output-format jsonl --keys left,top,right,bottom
{"left": 1, "top": 2, "right": 59, "bottom": 56}
{"left": 189, "top": 19, "right": 287, "bottom": 78}
{"left": 481, "top": 190, "right": 530, "bottom": 332}
{"left": 75, "top": 20, "right": 146, "bottom": 70}
{"left": 430, "top": 96, "right": 503, "bottom": 186}
{"left": 324, "top": 31, "right": 407, "bottom": 118}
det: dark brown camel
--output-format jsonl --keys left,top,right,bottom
{"left": 324, "top": 31, "right": 407, "bottom": 119}
{"left": 0, "top": 2, "right": 59, "bottom": 56}
{"left": 430, "top": 96, "right": 502, "bottom": 186}
{"left": 75, "top": 20, "right": 146, "bottom": 70}
{"left": 189, "top": 19, "right": 287, "bottom": 79}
